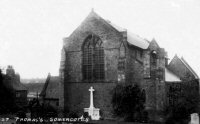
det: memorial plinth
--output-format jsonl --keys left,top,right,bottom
{"left": 84, "top": 86, "right": 100, "bottom": 120}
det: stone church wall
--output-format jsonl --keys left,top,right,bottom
{"left": 125, "top": 46, "right": 144, "bottom": 85}
{"left": 62, "top": 11, "right": 123, "bottom": 83}
{"left": 142, "top": 42, "right": 167, "bottom": 121}
{"left": 60, "top": 13, "right": 125, "bottom": 118}
{"left": 59, "top": 11, "right": 171, "bottom": 121}
{"left": 63, "top": 47, "right": 120, "bottom": 118}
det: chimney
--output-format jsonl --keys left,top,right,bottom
{"left": 6, "top": 65, "right": 15, "bottom": 77}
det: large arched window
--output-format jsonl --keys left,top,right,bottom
{"left": 82, "top": 34, "right": 104, "bottom": 81}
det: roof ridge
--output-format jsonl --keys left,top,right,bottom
{"left": 39, "top": 74, "right": 51, "bottom": 96}
{"left": 106, "top": 21, "right": 127, "bottom": 32}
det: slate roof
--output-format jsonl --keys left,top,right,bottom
{"left": 92, "top": 11, "right": 150, "bottom": 49}
{"left": 40, "top": 74, "right": 59, "bottom": 99}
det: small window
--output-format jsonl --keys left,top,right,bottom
{"left": 119, "top": 43, "right": 126, "bottom": 57}
{"left": 141, "top": 89, "right": 146, "bottom": 102}
{"left": 135, "top": 50, "right": 143, "bottom": 59}
{"left": 151, "top": 51, "right": 157, "bottom": 66}
{"left": 140, "top": 51, "right": 143, "bottom": 58}
{"left": 16, "top": 92, "right": 20, "bottom": 97}
{"left": 150, "top": 50, "right": 157, "bottom": 78}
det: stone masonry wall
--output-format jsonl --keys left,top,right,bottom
{"left": 60, "top": 12, "right": 124, "bottom": 119}
{"left": 63, "top": 12, "right": 123, "bottom": 83}
{"left": 59, "top": 11, "right": 169, "bottom": 121}
{"left": 143, "top": 41, "right": 167, "bottom": 121}
{"left": 126, "top": 46, "right": 144, "bottom": 85}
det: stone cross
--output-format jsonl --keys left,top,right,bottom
{"left": 89, "top": 87, "right": 95, "bottom": 108}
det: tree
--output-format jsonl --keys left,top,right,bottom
{"left": 0, "top": 68, "right": 16, "bottom": 114}
{"left": 165, "top": 80, "right": 199, "bottom": 124}
{"left": 111, "top": 84, "right": 147, "bottom": 122}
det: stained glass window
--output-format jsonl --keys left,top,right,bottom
{"left": 82, "top": 34, "right": 104, "bottom": 81}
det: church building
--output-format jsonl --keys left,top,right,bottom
{"left": 56, "top": 10, "right": 199, "bottom": 121}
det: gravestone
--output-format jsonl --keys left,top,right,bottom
{"left": 191, "top": 113, "right": 199, "bottom": 124}
{"left": 84, "top": 86, "right": 100, "bottom": 120}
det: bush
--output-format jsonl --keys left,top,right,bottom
{"left": 111, "top": 84, "right": 147, "bottom": 122}
{"left": 164, "top": 80, "right": 199, "bottom": 124}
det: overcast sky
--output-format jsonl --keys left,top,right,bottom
{"left": 0, "top": 0, "right": 200, "bottom": 79}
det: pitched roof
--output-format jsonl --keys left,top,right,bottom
{"left": 127, "top": 31, "right": 149, "bottom": 49}
{"left": 3, "top": 75, "right": 27, "bottom": 91}
{"left": 169, "top": 55, "right": 199, "bottom": 79}
{"left": 40, "top": 74, "right": 51, "bottom": 97}
{"left": 180, "top": 57, "right": 199, "bottom": 79}
{"left": 91, "top": 11, "right": 150, "bottom": 49}
{"left": 107, "top": 21, "right": 126, "bottom": 32}
{"left": 40, "top": 74, "right": 59, "bottom": 99}
{"left": 165, "top": 68, "right": 181, "bottom": 82}
{"left": 12, "top": 81, "right": 27, "bottom": 91}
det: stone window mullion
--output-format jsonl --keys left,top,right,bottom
{"left": 82, "top": 34, "right": 105, "bottom": 81}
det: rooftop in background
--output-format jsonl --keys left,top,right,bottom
{"left": 40, "top": 74, "right": 59, "bottom": 99}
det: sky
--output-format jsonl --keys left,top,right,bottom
{"left": 0, "top": 0, "right": 200, "bottom": 79}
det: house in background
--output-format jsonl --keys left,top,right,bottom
{"left": 27, "top": 92, "right": 38, "bottom": 101}
{"left": 165, "top": 55, "right": 199, "bottom": 107}
{"left": 2, "top": 66, "right": 28, "bottom": 107}
{"left": 40, "top": 73, "right": 59, "bottom": 110}
{"left": 168, "top": 55, "right": 199, "bottom": 81}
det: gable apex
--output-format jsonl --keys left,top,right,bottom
{"left": 180, "top": 57, "right": 199, "bottom": 79}
{"left": 151, "top": 38, "right": 159, "bottom": 47}
{"left": 148, "top": 38, "right": 160, "bottom": 50}
{"left": 87, "top": 9, "right": 101, "bottom": 19}
{"left": 169, "top": 54, "right": 180, "bottom": 64}
{"left": 168, "top": 55, "right": 199, "bottom": 79}
{"left": 78, "top": 10, "right": 122, "bottom": 35}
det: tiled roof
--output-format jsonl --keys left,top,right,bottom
{"left": 40, "top": 74, "right": 59, "bottom": 99}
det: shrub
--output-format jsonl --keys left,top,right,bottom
{"left": 111, "top": 84, "right": 147, "bottom": 122}
{"left": 164, "top": 80, "right": 199, "bottom": 124}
